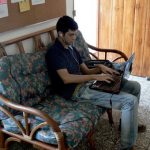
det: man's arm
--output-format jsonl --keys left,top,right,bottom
{"left": 80, "top": 63, "right": 101, "bottom": 74}
{"left": 57, "top": 68, "right": 114, "bottom": 84}
{"left": 80, "top": 62, "right": 119, "bottom": 75}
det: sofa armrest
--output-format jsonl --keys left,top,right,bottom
{"left": 0, "top": 95, "right": 66, "bottom": 150}
{"left": 87, "top": 43, "right": 128, "bottom": 62}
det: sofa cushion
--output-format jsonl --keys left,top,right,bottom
{"left": 73, "top": 30, "right": 91, "bottom": 62}
{"left": 2, "top": 97, "right": 103, "bottom": 148}
{"left": 0, "top": 57, "right": 20, "bottom": 120}
{"left": 35, "top": 95, "right": 101, "bottom": 124}
{"left": 7, "top": 51, "right": 51, "bottom": 106}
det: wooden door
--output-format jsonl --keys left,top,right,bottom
{"left": 98, "top": 0, "right": 150, "bottom": 77}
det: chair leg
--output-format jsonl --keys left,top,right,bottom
{"left": 0, "top": 131, "right": 5, "bottom": 148}
{"left": 33, "top": 145, "right": 46, "bottom": 150}
{"left": 87, "top": 130, "right": 96, "bottom": 150}
{"left": 107, "top": 109, "right": 114, "bottom": 125}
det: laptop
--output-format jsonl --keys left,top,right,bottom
{"left": 89, "top": 53, "right": 135, "bottom": 94}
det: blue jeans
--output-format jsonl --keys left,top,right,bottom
{"left": 72, "top": 78, "right": 141, "bottom": 149}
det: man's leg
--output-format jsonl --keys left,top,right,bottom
{"left": 121, "top": 79, "right": 146, "bottom": 132}
{"left": 72, "top": 82, "right": 138, "bottom": 150}
{"left": 121, "top": 78, "right": 141, "bottom": 102}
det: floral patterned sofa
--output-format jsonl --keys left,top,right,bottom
{"left": 0, "top": 26, "right": 128, "bottom": 150}
{"left": 0, "top": 50, "right": 106, "bottom": 150}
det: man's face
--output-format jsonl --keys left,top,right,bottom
{"left": 62, "top": 29, "right": 77, "bottom": 46}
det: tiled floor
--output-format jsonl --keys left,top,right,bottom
{"left": 129, "top": 75, "right": 150, "bottom": 150}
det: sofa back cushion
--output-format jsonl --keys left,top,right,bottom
{"left": 0, "top": 57, "right": 20, "bottom": 119}
{"left": 0, "top": 51, "right": 51, "bottom": 118}
{"left": 8, "top": 51, "right": 51, "bottom": 106}
{"left": 73, "top": 30, "right": 91, "bottom": 62}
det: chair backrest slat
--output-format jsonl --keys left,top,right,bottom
{"left": 17, "top": 41, "right": 25, "bottom": 53}
{"left": 0, "top": 26, "right": 56, "bottom": 57}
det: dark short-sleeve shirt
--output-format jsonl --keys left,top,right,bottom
{"left": 45, "top": 39, "right": 83, "bottom": 99}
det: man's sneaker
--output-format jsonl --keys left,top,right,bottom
{"left": 138, "top": 124, "right": 146, "bottom": 132}
{"left": 122, "top": 146, "right": 135, "bottom": 150}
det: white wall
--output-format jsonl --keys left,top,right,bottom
{"left": 0, "top": 0, "right": 73, "bottom": 43}
{"left": 74, "top": 0, "right": 98, "bottom": 46}
{"left": 66, "top": 0, "right": 73, "bottom": 18}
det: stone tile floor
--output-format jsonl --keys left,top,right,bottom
{"left": 129, "top": 75, "right": 150, "bottom": 150}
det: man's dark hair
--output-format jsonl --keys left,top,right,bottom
{"left": 56, "top": 16, "right": 78, "bottom": 34}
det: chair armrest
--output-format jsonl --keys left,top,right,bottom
{"left": 87, "top": 43, "right": 128, "bottom": 62}
{"left": 0, "top": 95, "right": 65, "bottom": 150}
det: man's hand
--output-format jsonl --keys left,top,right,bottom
{"left": 95, "top": 73, "right": 114, "bottom": 83}
{"left": 96, "top": 64, "right": 119, "bottom": 75}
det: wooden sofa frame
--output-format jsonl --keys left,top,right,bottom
{"left": 0, "top": 26, "right": 128, "bottom": 150}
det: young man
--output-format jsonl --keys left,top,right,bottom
{"left": 45, "top": 15, "right": 141, "bottom": 150}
